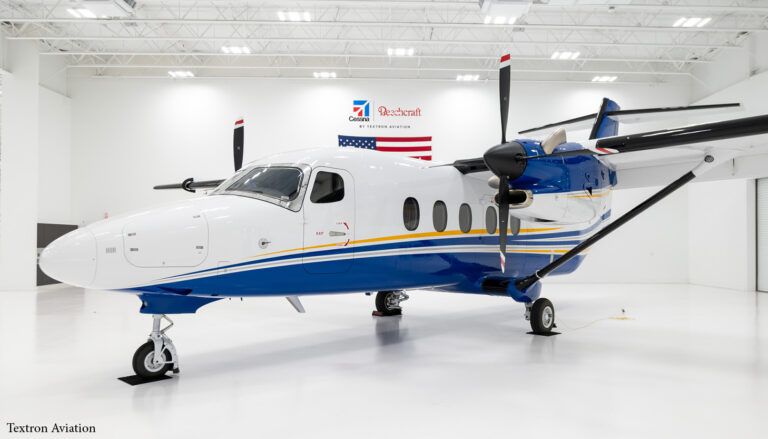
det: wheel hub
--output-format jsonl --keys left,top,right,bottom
{"left": 143, "top": 350, "right": 165, "bottom": 373}
{"left": 542, "top": 306, "right": 554, "bottom": 328}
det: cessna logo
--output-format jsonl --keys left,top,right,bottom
{"left": 350, "top": 100, "right": 371, "bottom": 122}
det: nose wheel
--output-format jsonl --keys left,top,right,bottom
{"left": 132, "top": 314, "right": 180, "bottom": 379}
{"left": 526, "top": 298, "right": 556, "bottom": 334}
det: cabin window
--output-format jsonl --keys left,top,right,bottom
{"left": 223, "top": 166, "right": 302, "bottom": 201}
{"left": 459, "top": 203, "right": 472, "bottom": 233}
{"left": 403, "top": 198, "right": 420, "bottom": 231}
{"left": 485, "top": 206, "right": 497, "bottom": 234}
{"left": 310, "top": 171, "right": 345, "bottom": 203}
{"left": 433, "top": 201, "right": 448, "bottom": 232}
{"left": 510, "top": 216, "right": 521, "bottom": 236}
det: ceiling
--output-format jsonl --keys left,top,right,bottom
{"left": 1, "top": 0, "right": 767, "bottom": 83}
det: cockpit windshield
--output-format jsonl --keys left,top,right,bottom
{"left": 222, "top": 166, "right": 303, "bottom": 200}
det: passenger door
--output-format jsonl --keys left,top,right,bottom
{"left": 302, "top": 168, "right": 355, "bottom": 274}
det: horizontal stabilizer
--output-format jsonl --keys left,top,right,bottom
{"left": 519, "top": 103, "right": 741, "bottom": 137}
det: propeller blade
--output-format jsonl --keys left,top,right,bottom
{"left": 499, "top": 54, "right": 511, "bottom": 143}
{"left": 497, "top": 176, "right": 510, "bottom": 273}
{"left": 234, "top": 118, "right": 245, "bottom": 171}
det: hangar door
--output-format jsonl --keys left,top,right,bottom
{"left": 758, "top": 179, "right": 768, "bottom": 292}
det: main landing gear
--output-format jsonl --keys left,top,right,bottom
{"left": 373, "top": 291, "right": 409, "bottom": 316}
{"left": 132, "top": 314, "right": 180, "bottom": 379}
{"left": 525, "top": 298, "right": 556, "bottom": 334}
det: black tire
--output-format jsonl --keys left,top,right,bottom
{"left": 530, "top": 298, "right": 555, "bottom": 334}
{"left": 375, "top": 291, "right": 401, "bottom": 315}
{"left": 132, "top": 341, "right": 172, "bottom": 378}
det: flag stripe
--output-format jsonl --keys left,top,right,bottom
{"left": 375, "top": 136, "right": 432, "bottom": 142}
{"left": 376, "top": 146, "right": 432, "bottom": 152}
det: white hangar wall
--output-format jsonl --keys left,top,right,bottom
{"left": 68, "top": 77, "right": 691, "bottom": 283}
{"left": 686, "top": 70, "right": 768, "bottom": 291}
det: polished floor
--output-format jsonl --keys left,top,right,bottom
{"left": 0, "top": 284, "right": 766, "bottom": 438}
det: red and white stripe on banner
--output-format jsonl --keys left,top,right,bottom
{"left": 376, "top": 136, "right": 432, "bottom": 161}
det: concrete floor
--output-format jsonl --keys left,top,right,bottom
{"left": 0, "top": 284, "right": 766, "bottom": 438}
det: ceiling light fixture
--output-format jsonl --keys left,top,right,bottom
{"left": 387, "top": 47, "right": 415, "bottom": 57}
{"left": 673, "top": 17, "right": 711, "bottom": 27}
{"left": 278, "top": 11, "right": 311, "bottom": 22}
{"left": 168, "top": 70, "right": 195, "bottom": 79}
{"left": 591, "top": 76, "right": 617, "bottom": 83}
{"left": 484, "top": 15, "right": 516, "bottom": 25}
{"left": 551, "top": 51, "right": 581, "bottom": 60}
{"left": 456, "top": 74, "right": 480, "bottom": 82}
{"left": 313, "top": 71, "right": 337, "bottom": 79}
{"left": 67, "top": 8, "right": 96, "bottom": 18}
{"left": 221, "top": 46, "right": 252, "bottom": 54}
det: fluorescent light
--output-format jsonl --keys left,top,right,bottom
{"left": 387, "top": 47, "right": 415, "bottom": 57}
{"left": 278, "top": 10, "right": 311, "bottom": 22}
{"left": 313, "top": 71, "right": 336, "bottom": 79}
{"left": 77, "top": 8, "right": 96, "bottom": 19}
{"left": 221, "top": 46, "right": 251, "bottom": 54}
{"left": 674, "top": 17, "right": 711, "bottom": 28}
{"left": 456, "top": 74, "right": 480, "bottom": 82}
{"left": 485, "top": 16, "right": 516, "bottom": 25}
{"left": 68, "top": 8, "right": 96, "bottom": 18}
{"left": 168, "top": 70, "right": 194, "bottom": 78}
{"left": 552, "top": 51, "right": 580, "bottom": 60}
{"left": 591, "top": 75, "right": 617, "bottom": 83}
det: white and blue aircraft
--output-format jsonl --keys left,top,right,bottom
{"left": 40, "top": 54, "right": 768, "bottom": 379}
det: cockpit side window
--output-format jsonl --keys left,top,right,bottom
{"left": 310, "top": 171, "right": 345, "bottom": 203}
{"left": 224, "top": 167, "right": 302, "bottom": 201}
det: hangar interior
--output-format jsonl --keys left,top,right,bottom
{"left": 0, "top": 1, "right": 767, "bottom": 437}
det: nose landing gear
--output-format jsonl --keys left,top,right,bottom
{"left": 132, "top": 314, "right": 180, "bottom": 379}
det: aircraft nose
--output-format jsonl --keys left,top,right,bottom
{"left": 39, "top": 228, "right": 97, "bottom": 288}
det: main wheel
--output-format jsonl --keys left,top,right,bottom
{"left": 530, "top": 298, "right": 555, "bottom": 334}
{"left": 375, "top": 291, "right": 401, "bottom": 316}
{"left": 132, "top": 341, "right": 173, "bottom": 378}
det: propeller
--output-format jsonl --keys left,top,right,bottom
{"left": 154, "top": 117, "right": 245, "bottom": 192}
{"left": 482, "top": 54, "right": 528, "bottom": 272}
{"left": 234, "top": 118, "right": 245, "bottom": 172}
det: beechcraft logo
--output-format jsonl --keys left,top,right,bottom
{"left": 350, "top": 100, "right": 371, "bottom": 122}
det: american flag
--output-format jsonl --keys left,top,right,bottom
{"left": 338, "top": 135, "right": 432, "bottom": 161}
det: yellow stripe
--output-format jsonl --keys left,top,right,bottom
{"left": 253, "top": 226, "right": 564, "bottom": 259}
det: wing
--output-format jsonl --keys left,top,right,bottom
{"left": 519, "top": 101, "right": 741, "bottom": 139}
{"left": 584, "top": 114, "right": 768, "bottom": 188}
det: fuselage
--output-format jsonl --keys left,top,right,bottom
{"left": 40, "top": 143, "right": 614, "bottom": 305}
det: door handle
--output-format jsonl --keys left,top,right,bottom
{"left": 329, "top": 231, "right": 347, "bottom": 237}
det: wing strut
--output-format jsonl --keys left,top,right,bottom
{"left": 514, "top": 153, "right": 719, "bottom": 292}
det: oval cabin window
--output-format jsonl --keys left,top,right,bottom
{"left": 459, "top": 203, "right": 472, "bottom": 233}
{"left": 403, "top": 198, "right": 420, "bottom": 231}
{"left": 485, "top": 206, "right": 497, "bottom": 234}
{"left": 433, "top": 201, "right": 448, "bottom": 232}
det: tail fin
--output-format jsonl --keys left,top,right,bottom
{"left": 589, "top": 98, "right": 620, "bottom": 139}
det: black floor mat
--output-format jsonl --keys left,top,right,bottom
{"left": 118, "top": 374, "right": 173, "bottom": 386}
